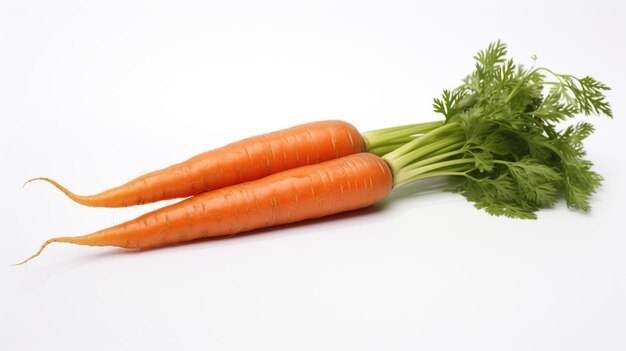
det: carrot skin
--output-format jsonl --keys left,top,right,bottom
{"left": 31, "top": 120, "right": 365, "bottom": 208}
{"left": 20, "top": 153, "right": 392, "bottom": 262}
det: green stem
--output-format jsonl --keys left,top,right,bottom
{"left": 368, "top": 142, "right": 410, "bottom": 156}
{"left": 423, "top": 140, "right": 467, "bottom": 159}
{"left": 394, "top": 158, "right": 475, "bottom": 187}
{"left": 397, "top": 170, "right": 470, "bottom": 185}
{"left": 389, "top": 132, "right": 465, "bottom": 167}
{"left": 362, "top": 121, "right": 444, "bottom": 151}
{"left": 385, "top": 122, "right": 459, "bottom": 167}
{"left": 363, "top": 121, "right": 443, "bottom": 138}
{"left": 400, "top": 148, "right": 469, "bottom": 173}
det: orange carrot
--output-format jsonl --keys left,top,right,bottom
{"left": 27, "top": 120, "right": 365, "bottom": 207}
{"left": 17, "top": 153, "right": 393, "bottom": 264}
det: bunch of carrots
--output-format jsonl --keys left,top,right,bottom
{"left": 17, "top": 42, "right": 612, "bottom": 264}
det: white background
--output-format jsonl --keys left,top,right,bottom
{"left": 2, "top": 1, "right": 625, "bottom": 350}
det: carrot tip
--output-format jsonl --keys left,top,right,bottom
{"left": 23, "top": 177, "right": 58, "bottom": 188}
{"left": 23, "top": 177, "right": 42, "bottom": 188}
{"left": 22, "top": 177, "right": 85, "bottom": 204}
{"left": 13, "top": 238, "right": 57, "bottom": 266}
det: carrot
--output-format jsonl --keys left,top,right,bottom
{"left": 27, "top": 119, "right": 442, "bottom": 208}
{"left": 17, "top": 42, "right": 612, "bottom": 264}
{"left": 26, "top": 120, "right": 366, "bottom": 207}
{"left": 17, "top": 153, "right": 392, "bottom": 264}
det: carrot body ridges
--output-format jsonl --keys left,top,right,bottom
{"left": 19, "top": 153, "right": 392, "bottom": 263}
{"left": 31, "top": 120, "right": 365, "bottom": 208}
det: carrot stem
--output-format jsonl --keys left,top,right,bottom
{"left": 394, "top": 158, "right": 476, "bottom": 187}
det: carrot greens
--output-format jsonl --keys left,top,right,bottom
{"left": 376, "top": 41, "right": 612, "bottom": 219}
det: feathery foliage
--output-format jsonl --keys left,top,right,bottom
{"left": 382, "top": 41, "right": 612, "bottom": 219}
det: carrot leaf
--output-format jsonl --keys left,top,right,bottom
{"left": 379, "top": 41, "right": 612, "bottom": 219}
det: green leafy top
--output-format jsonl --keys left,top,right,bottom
{"left": 371, "top": 41, "right": 612, "bottom": 219}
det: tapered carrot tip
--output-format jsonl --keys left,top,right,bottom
{"left": 13, "top": 238, "right": 66, "bottom": 266}
{"left": 23, "top": 177, "right": 84, "bottom": 204}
